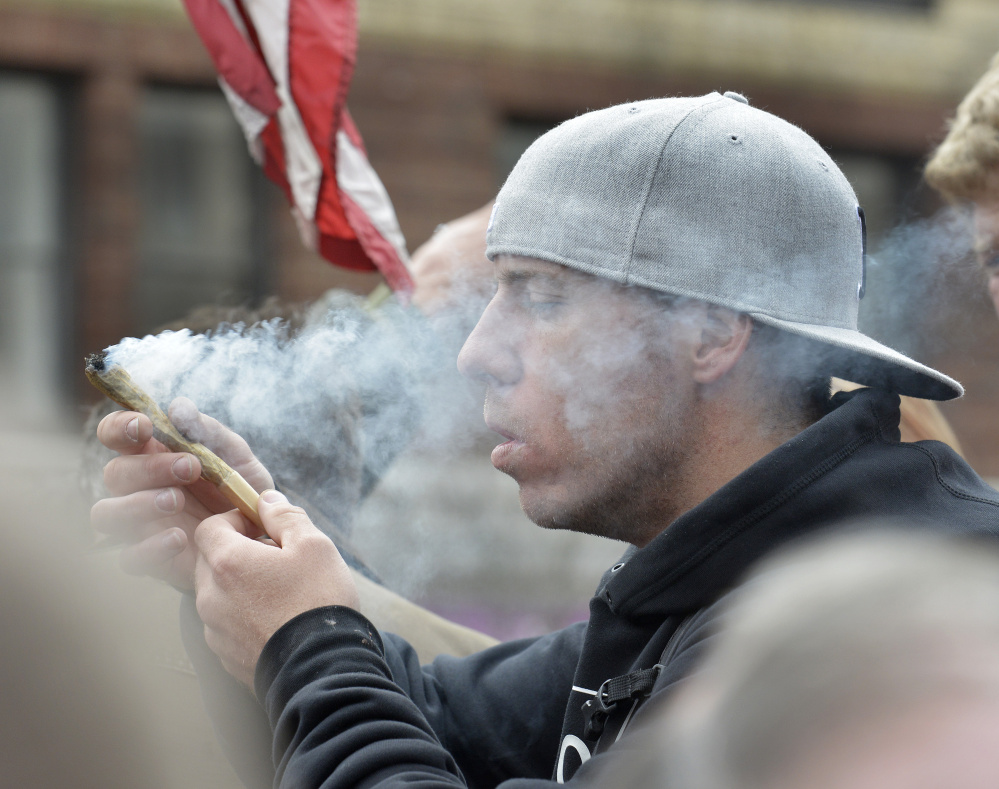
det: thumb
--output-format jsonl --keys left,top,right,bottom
{"left": 257, "top": 490, "right": 313, "bottom": 547}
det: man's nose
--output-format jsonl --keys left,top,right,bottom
{"left": 457, "top": 300, "right": 522, "bottom": 387}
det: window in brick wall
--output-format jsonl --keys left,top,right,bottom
{"left": 740, "top": 0, "right": 933, "bottom": 10}
{"left": 136, "top": 87, "right": 273, "bottom": 335}
{"left": 495, "top": 117, "right": 563, "bottom": 188}
{"left": 0, "top": 72, "right": 72, "bottom": 430}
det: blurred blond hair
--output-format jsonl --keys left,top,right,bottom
{"left": 926, "top": 51, "right": 999, "bottom": 203}
{"left": 831, "top": 379, "right": 964, "bottom": 457}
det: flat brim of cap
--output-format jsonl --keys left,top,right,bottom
{"left": 749, "top": 314, "right": 963, "bottom": 401}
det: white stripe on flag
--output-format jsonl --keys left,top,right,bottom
{"left": 277, "top": 99, "right": 323, "bottom": 221}
{"left": 218, "top": 77, "right": 269, "bottom": 164}
{"left": 243, "top": 0, "right": 323, "bottom": 221}
{"left": 240, "top": 0, "right": 290, "bottom": 86}
{"left": 336, "top": 129, "right": 410, "bottom": 264}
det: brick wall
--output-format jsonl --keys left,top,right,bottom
{"left": 2, "top": 0, "right": 999, "bottom": 475}
{"left": 356, "top": 0, "right": 999, "bottom": 101}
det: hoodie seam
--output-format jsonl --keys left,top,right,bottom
{"left": 890, "top": 441, "right": 999, "bottom": 507}
{"left": 870, "top": 397, "right": 998, "bottom": 507}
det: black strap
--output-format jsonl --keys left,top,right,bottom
{"left": 600, "top": 666, "right": 662, "bottom": 703}
{"left": 581, "top": 664, "right": 663, "bottom": 740}
{"left": 580, "top": 611, "right": 699, "bottom": 741}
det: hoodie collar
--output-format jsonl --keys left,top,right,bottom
{"left": 602, "top": 388, "right": 900, "bottom": 619}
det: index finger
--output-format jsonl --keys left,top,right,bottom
{"left": 96, "top": 410, "right": 158, "bottom": 455}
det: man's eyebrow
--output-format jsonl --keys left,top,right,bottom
{"left": 496, "top": 268, "right": 565, "bottom": 286}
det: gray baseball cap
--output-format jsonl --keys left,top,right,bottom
{"left": 486, "top": 92, "right": 962, "bottom": 401}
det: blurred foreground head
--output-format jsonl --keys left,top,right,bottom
{"left": 410, "top": 202, "right": 495, "bottom": 339}
{"left": 925, "top": 51, "right": 999, "bottom": 317}
{"left": 629, "top": 530, "right": 999, "bottom": 789}
{"left": 1, "top": 525, "right": 170, "bottom": 788}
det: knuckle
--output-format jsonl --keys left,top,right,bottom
{"left": 102, "top": 456, "right": 122, "bottom": 488}
{"left": 300, "top": 530, "right": 334, "bottom": 554}
{"left": 89, "top": 499, "right": 108, "bottom": 527}
{"left": 208, "top": 551, "right": 239, "bottom": 582}
{"left": 90, "top": 499, "right": 125, "bottom": 535}
{"left": 203, "top": 626, "right": 225, "bottom": 658}
{"left": 195, "top": 594, "right": 212, "bottom": 624}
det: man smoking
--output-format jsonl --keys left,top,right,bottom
{"left": 94, "top": 92, "right": 999, "bottom": 788}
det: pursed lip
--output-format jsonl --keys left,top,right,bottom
{"left": 486, "top": 420, "right": 518, "bottom": 443}
{"left": 484, "top": 416, "right": 527, "bottom": 472}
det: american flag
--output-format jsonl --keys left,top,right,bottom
{"left": 181, "top": 0, "right": 413, "bottom": 294}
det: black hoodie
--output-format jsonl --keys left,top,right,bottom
{"left": 187, "top": 388, "right": 999, "bottom": 788}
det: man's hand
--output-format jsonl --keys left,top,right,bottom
{"left": 90, "top": 398, "right": 274, "bottom": 591}
{"left": 194, "top": 490, "right": 359, "bottom": 689}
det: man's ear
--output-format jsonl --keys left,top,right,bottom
{"left": 691, "top": 306, "right": 754, "bottom": 384}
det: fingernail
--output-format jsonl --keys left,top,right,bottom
{"left": 125, "top": 417, "right": 139, "bottom": 442}
{"left": 160, "top": 530, "right": 184, "bottom": 554}
{"left": 154, "top": 489, "right": 177, "bottom": 513}
{"left": 260, "top": 489, "right": 287, "bottom": 505}
{"left": 172, "top": 456, "right": 194, "bottom": 482}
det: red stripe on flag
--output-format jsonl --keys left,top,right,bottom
{"left": 181, "top": 0, "right": 281, "bottom": 116}
{"left": 339, "top": 191, "right": 414, "bottom": 293}
{"left": 259, "top": 120, "right": 293, "bottom": 205}
{"left": 287, "top": 0, "right": 356, "bottom": 240}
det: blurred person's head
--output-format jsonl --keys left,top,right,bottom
{"left": 1, "top": 524, "right": 171, "bottom": 788}
{"left": 409, "top": 202, "right": 496, "bottom": 343}
{"left": 630, "top": 529, "right": 999, "bottom": 789}
{"left": 925, "top": 51, "right": 999, "bottom": 317}
{"left": 460, "top": 94, "right": 960, "bottom": 547}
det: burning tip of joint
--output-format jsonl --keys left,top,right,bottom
{"left": 84, "top": 351, "right": 109, "bottom": 374}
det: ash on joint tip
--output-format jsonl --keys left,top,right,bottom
{"left": 85, "top": 351, "right": 108, "bottom": 374}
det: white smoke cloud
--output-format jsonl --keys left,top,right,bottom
{"left": 102, "top": 294, "right": 484, "bottom": 537}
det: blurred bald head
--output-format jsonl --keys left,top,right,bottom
{"left": 410, "top": 202, "right": 495, "bottom": 328}
{"left": 623, "top": 530, "right": 999, "bottom": 789}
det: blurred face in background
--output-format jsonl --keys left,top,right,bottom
{"left": 972, "top": 197, "right": 999, "bottom": 318}
{"left": 457, "top": 256, "right": 702, "bottom": 547}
